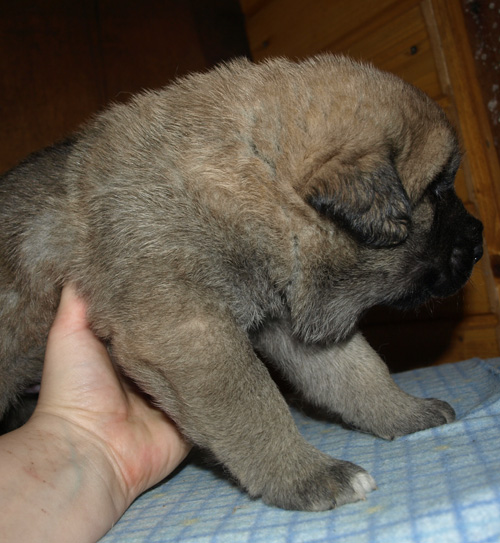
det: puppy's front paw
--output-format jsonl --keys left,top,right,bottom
{"left": 260, "top": 455, "right": 376, "bottom": 511}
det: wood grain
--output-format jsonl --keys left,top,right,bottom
{"left": 0, "top": 0, "right": 103, "bottom": 172}
{"left": 246, "top": 0, "right": 420, "bottom": 60}
{"left": 323, "top": 4, "right": 442, "bottom": 100}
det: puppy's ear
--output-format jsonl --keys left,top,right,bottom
{"left": 303, "top": 157, "right": 412, "bottom": 248}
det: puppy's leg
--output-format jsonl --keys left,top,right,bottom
{"left": 252, "top": 322, "right": 455, "bottom": 440}
{"left": 110, "top": 305, "right": 375, "bottom": 511}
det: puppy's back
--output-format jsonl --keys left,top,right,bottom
{"left": 0, "top": 138, "right": 78, "bottom": 289}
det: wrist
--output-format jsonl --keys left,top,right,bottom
{"left": 32, "top": 411, "right": 132, "bottom": 509}
{"left": 0, "top": 414, "right": 129, "bottom": 543}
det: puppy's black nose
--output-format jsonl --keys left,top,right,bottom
{"left": 473, "top": 243, "right": 483, "bottom": 263}
{"left": 469, "top": 217, "right": 483, "bottom": 263}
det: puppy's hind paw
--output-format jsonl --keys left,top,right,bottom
{"left": 426, "top": 398, "right": 456, "bottom": 425}
{"left": 373, "top": 397, "right": 456, "bottom": 440}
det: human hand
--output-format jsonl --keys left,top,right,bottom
{"left": 0, "top": 284, "right": 191, "bottom": 543}
{"left": 34, "top": 283, "right": 192, "bottom": 506}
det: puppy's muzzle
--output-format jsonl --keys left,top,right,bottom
{"left": 429, "top": 213, "right": 483, "bottom": 298}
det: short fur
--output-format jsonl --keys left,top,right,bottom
{"left": 0, "top": 55, "right": 483, "bottom": 510}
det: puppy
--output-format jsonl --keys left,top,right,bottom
{"left": 0, "top": 55, "right": 483, "bottom": 510}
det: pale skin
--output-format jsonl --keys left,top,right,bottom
{"left": 0, "top": 285, "right": 191, "bottom": 542}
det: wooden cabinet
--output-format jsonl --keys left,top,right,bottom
{"left": 241, "top": 0, "right": 500, "bottom": 369}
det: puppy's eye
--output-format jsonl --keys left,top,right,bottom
{"left": 428, "top": 152, "right": 460, "bottom": 198}
{"left": 429, "top": 170, "right": 455, "bottom": 198}
{"left": 434, "top": 180, "right": 453, "bottom": 196}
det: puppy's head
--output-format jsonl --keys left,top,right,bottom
{"left": 289, "top": 58, "right": 483, "bottom": 342}
{"left": 297, "top": 60, "right": 469, "bottom": 249}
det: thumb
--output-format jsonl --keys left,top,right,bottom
{"left": 40, "top": 285, "right": 114, "bottom": 405}
{"left": 48, "top": 284, "right": 90, "bottom": 340}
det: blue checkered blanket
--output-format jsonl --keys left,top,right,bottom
{"left": 101, "top": 358, "right": 500, "bottom": 543}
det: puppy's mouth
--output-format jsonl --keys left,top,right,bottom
{"left": 391, "top": 234, "right": 483, "bottom": 310}
{"left": 423, "top": 240, "right": 483, "bottom": 298}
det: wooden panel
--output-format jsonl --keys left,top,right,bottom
{"left": 97, "top": 0, "right": 207, "bottom": 103}
{"left": 0, "top": 0, "right": 249, "bottom": 175}
{"left": 455, "top": 167, "right": 471, "bottom": 204}
{"left": 0, "top": 0, "right": 103, "bottom": 173}
{"left": 461, "top": 0, "right": 500, "bottom": 165}
{"left": 458, "top": 260, "right": 493, "bottom": 316}
{"left": 240, "top": 0, "right": 269, "bottom": 16}
{"left": 363, "top": 314, "right": 499, "bottom": 371}
{"left": 189, "top": 0, "right": 252, "bottom": 67}
{"left": 324, "top": 4, "right": 442, "bottom": 100}
{"left": 246, "top": 0, "right": 420, "bottom": 60}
